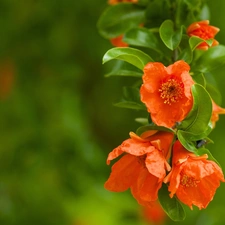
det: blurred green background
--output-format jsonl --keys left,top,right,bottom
{"left": 0, "top": 0, "right": 225, "bottom": 225}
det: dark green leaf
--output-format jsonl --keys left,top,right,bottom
{"left": 159, "top": 20, "right": 183, "bottom": 50}
{"left": 177, "top": 130, "right": 197, "bottom": 152}
{"left": 97, "top": 3, "right": 145, "bottom": 39}
{"left": 103, "top": 47, "right": 153, "bottom": 70}
{"left": 179, "top": 84, "right": 212, "bottom": 134}
{"left": 136, "top": 124, "right": 174, "bottom": 136}
{"left": 193, "top": 45, "right": 225, "bottom": 72}
{"left": 123, "top": 27, "right": 162, "bottom": 53}
{"left": 158, "top": 183, "right": 186, "bottom": 221}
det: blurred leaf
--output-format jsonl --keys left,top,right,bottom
{"left": 114, "top": 101, "right": 145, "bottom": 110}
{"left": 179, "top": 84, "right": 212, "bottom": 135}
{"left": 192, "top": 45, "right": 225, "bottom": 72}
{"left": 97, "top": 3, "right": 145, "bottom": 39}
{"left": 158, "top": 183, "right": 186, "bottom": 221}
{"left": 105, "top": 69, "right": 143, "bottom": 77}
{"left": 103, "top": 47, "right": 153, "bottom": 70}
{"left": 177, "top": 130, "right": 197, "bottom": 152}
{"left": 159, "top": 20, "right": 183, "bottom": 50}
{"left": 192, "top": 72, "right": 206, "bottom": 87}
{"left": 206, "top": 82, "right": 222, "bottom": 105}
{"left": 123, "top": 27, "right": 162, "bottom": 53}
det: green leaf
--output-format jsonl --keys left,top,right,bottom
{"left": 192, "top": 72, "right": 206, "bottom": 87}
{"left": 136, "top": 124, "right": 174, "bottom": 136}
{"left": 105, "top": 69, "right": 143, "bottom": 77}
{"left": 97, "top": 3, "right": 145, "bottom": 39}
{"left": 179, "top": 84, "right": 212, "bottom": 134}
{"left": 206, "top": 82, "right": 222, "bottom": 105}
{"left": 159, "top": 20, "right": 183, "bottom": 50}
{"left": 103, "top": 47, "right": 153, "bottom": 70}
{"left": 104, "top": 60, "right": 143, "bottom": 77}
{"left": 158, "top": 183, "right": 186, "bottom": 221}
{"left": 113, "top": 101, "right": 146, "bottom": 110}
{"left": 123, "top": 27, "right": 162, "bottom": 53}
{"left": 177, "top": 130, "right": 197, "bottom": 152}
{"left": 189, "top": 36, "right": 205, "bottom": 51}
{"left": 192, "top": 45, "right": 225, "bottom": 72}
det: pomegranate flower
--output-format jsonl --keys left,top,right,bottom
{"left": 140, "top": 60, "right": 194, "bottom": 128}
{"left": 104, "top": 131, "right": 174, "bottom": 207}
{"left": 164, "top": 141, "right": 224, "bottom": 209}
{"left": 187, "top": 20, "right": 220, "bottom": 50}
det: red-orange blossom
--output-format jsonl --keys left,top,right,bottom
{"left": 104, "top": 131, "right": 174, "bottom": 207}
{"left": 140, "top": 60, "right": 194, "bottom": 128}
{"left": 164, "top": 141, "right": 224, "bottom": 209}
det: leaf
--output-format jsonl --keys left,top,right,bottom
{"left": 192, "top": 45, "right": 225, "bottom": 72}
{"left": 103, "top": 47, "right": 153, "bottom": 70}
{"left": 123, "top": 27, "right": 162, "bottom": 53}
{"left": 159, "top": 20, "right": 183, "bottom": 50}
{"left": 158, "top": 183, "right": 186, "bottom": 221}
{"left": 97, "top": 3, "right": 145, "bottom": 39}
{"left": 113, "top": 101, "right": 146, "bottom": 110}
{"left": 104, "top": 60, "right": 143, "bottom": 77}
{"left": 206, "top": 82, "right": 222, "bottom": 105}
{"left": 189, "top": 36, "right": 205, "bottom": 51}
{"left": 177, "top": 130, "right": 197, "bottom": 152}
{"left": 136, "top": 124, "right": 174, "bottom": 136}
{"left": 192, "top": 72, "right": 206, "bottom": 87}
{"left": 105, "top": 69, "right": 143, "bottom": 77}
{"left": 179, "top": 84, "right": 212, "bottom": 135}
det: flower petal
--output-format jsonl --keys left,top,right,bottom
{"left": 104, "top": 154, "right": 140, "bottom": 192}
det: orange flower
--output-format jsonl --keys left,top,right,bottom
{"left": 187, "top": 20, "right": 220, "bottom": 50}
{"left": 104, "top": 131, "right": 174, "bottom": 207}
{"left": 164, "top": 141, "right": 224, "bottom": 210}
{"left": 211, "top": 100, "right": 225, "bottom": 128}
{"left": 110, "top": 35, "right": 128, "bottom": 47}
{"left": 108, "top": 0, "right": 138, "bottom": 4}
{"left": 140, "top": 60, "right": 194, "bottom": 128}
{"left": 142, "top": 201, "right": 166, "bottom": 225}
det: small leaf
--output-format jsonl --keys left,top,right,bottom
{"left": 177, "top": 130, "right": 197, "bottom": 152}
{"left": 159, "top": 20, "right": 183, "bottom": 50}
{"left": 113, "top": 101, "right": 146, "bottom": 110}
{"left": 179, "top": 84, "right": 212, "bottom": 135}
{"left": 136, "top": 124, "right": 174, "bottom": 136}
{"left": 97, "top": 3, "right": 145, "bottom": 39}
{"left": 105, "top": 69, "right": 143, "bottom": 77}
{"left": 103, "top": 47, "right": 153, "bottom": 70}
{"left": 158, "top": 183, "right": 186, "bottom": 221}
{"left": 192, "top": 45, "right": 225, "bottom": 72}
{"left": 189, "top": 36, "right": 205, "bottom": 51}
{"left": 123, "top": 27, "right": 162, "bottom": 53}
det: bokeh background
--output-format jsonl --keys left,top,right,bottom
{"left": 1, "top": 1, "right": 225, "bottom": 225}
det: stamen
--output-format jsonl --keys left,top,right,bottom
{"left": 159, "top": 77, "right": 184, "bottom": 105}
{"left": 180, "top": 173, "right": 199, "bottom": 187}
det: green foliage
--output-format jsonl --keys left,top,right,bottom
{"left": 97, "top": 3, "right": 145, "bottom": 38}
{"left": 159, "top": 20, "right": 183, "bottom": 50}
{"left": 158, "top": 184, "right": 186, "bottom": 221}
{"left": 103, "top": 47, "right": 153, "bottom": 70}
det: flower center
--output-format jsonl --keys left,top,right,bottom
{"left": 180, "top": 173, "right": 199, "bottom": 187}
{"left": 159, "top": 77, "right": 184, "bottom": 105}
